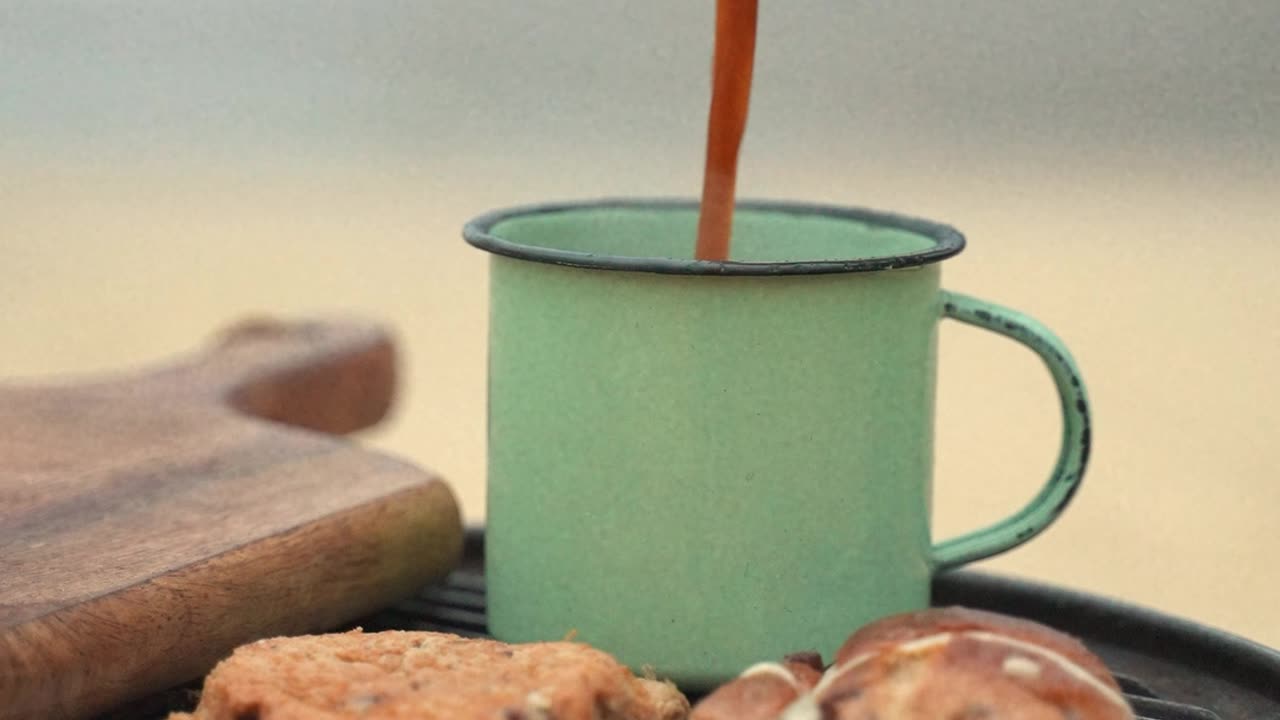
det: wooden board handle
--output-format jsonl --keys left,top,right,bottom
{"left": 0, "top": 315, "right": 463, "bottom": 719}
{"left": 132, "top": 316, "right": 397, "bottom": 434}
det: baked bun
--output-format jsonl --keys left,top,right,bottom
{"left": 686, "top": 653, "right": 824, "bottom": 720}
{"left": 168, "top": 629, "right": 689, "bottom": 720}
{"left": 692, "top": 607, "right": 1133, "bottom": 720}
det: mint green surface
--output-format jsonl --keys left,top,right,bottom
{"left": 478, "top": 204, "right": 1090, "bottom": 688}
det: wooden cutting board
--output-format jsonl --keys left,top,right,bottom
{"left": 0, "top": 317, "right": 465, "bottom": 720}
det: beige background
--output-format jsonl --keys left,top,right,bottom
{"left": 3, "top": 2, "right": 1277, "bottom": 647}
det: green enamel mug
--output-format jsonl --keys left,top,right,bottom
{"left": 463, "top": 198, "right": 1091, "bottom": 688}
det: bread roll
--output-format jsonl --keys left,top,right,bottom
{"left": 692, "top": 607, "right": 1133, "bottom": 720}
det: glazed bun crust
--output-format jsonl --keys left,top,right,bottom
{"left": 692, "top": 607, "right": 1133, "bottom": 720}
{"left": 834, "top": 606, "right": 1121, "bottom": 692}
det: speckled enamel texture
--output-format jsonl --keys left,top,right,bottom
{"left": 465, "top": 199, "right": 1091, "bottom": 689}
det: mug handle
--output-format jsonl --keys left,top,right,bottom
{"left": 931, "top": 291, "right": 1092, "bottom": 571}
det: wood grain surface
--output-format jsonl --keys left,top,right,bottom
{"left": 0, "top": 317, "right": 465, "bottom": 720}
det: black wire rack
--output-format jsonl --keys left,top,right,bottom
{"left": 106, "top": 529, "right": 1280, "bottom": 719}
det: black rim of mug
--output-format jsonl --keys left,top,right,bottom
{"left": 462, "top": 197, "right": 966, "bottom": 276}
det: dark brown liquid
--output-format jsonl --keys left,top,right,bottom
{"left": 694, "top": 0, "right": 759, "bottom": 262}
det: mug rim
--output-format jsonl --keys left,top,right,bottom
{"left": 462, "top": 197, "right": 966, "bottom": 276}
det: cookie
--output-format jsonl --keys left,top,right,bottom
{"left": 169, "top": 629, "right": 689, "bottom": 720}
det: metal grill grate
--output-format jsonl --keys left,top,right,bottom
{"left": 104, "top": 529, "right": 1280, "bottom": 719}
{"left": 358, "top": 563, "right": 1220, "bottom": 720}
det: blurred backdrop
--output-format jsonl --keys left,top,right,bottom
{"left": 3, "top": 2, "right": 1278, "bottom": 645}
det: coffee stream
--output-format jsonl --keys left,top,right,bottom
{"left": 694, "top": 0, "right": 759, "bottom": 262}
